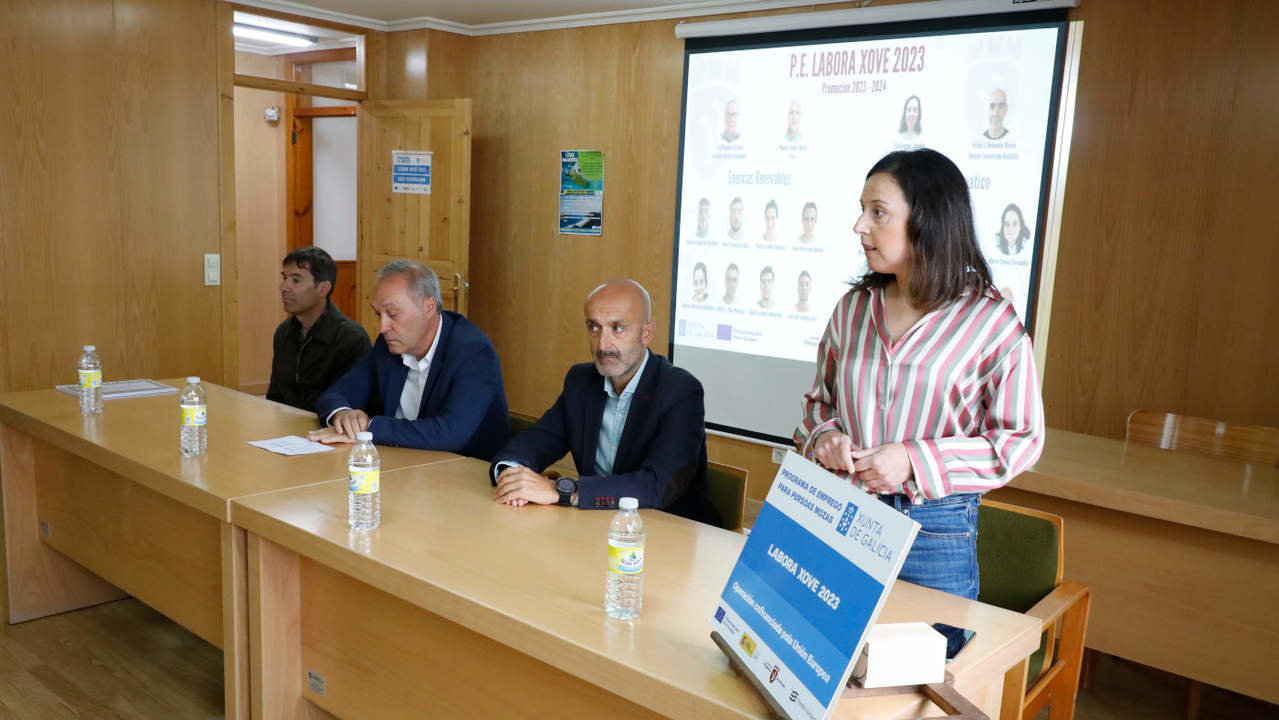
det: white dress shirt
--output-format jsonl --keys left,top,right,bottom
{"left": 326, "top": 320, "right": 442, "bottom": 426}
{"left": 395, "top": 321, "right": 442, "bottom": 420}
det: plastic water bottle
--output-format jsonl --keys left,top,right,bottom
{"left": 348, "top": 431, "right": 381, "bottom": 531}
{"left": 605, "top": 497, "right": 645, "bottom": 619}
{"left": 77, "top": 345, "right": 103, "bottom": 415}
{"left": 179, "top": 377, "right": 207, "bottom": 456}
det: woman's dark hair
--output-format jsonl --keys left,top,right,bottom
{"left": 997, "top": 203, "right": 1030, "bottom": 255}
{"left": 693, "top": 261, "right": 708, "bottom": 281}
{"left": 897, "top": 95, "right": 922, "bottom": 134}
{"left": 851, "top": 149, "right": 994, "bottom": 312}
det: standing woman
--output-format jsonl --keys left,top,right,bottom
{"left": 794, "top": 149, "right": 1043, "bottom": 601}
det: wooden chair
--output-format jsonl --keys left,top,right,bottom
{"left": 977, "top": 500, "right": 1091, "bottom": 720}
{"left": 706, "top": 461, "right": 748, "bottom": 532}
{"left": 1126, "top": 409, "right": 1279, "bottom": 466}
{"left": 1124, "top": 410, "right": 1279, "bottom": 719}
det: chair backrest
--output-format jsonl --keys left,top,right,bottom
{"left": 508, "top": 412, "right": 537, "bottom": 439}
{"left": 1126, "top": 409, "right": 1279, "bottom": 466}
{"left": 706, "top": 461, "right": 748, "bottom": 532}
{"left": 977, "top": 500, "right": 1062, "bottom": 614}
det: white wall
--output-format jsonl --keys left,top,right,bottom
{"left": 310, "top": 62, "right": 358, "bottom": 261}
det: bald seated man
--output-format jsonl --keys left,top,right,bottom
{"left": 490, "top": 280, "right": 720, "bottom": 525}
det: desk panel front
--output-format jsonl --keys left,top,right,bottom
{"left": 233, "top": 458, "right": 1038, "bottom": 720}
{"left": 0, "top": 381, "right": 459, "bottom": 719}
{"left": 994, "top": 427, "right": 1279, "bottom": 704}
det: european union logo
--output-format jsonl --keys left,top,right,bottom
{"left": 837, "top": 503, "right": 858, "bottom": 536}
{"left": 717, "top": 324, "right": 732, "bottom": 340}
{"left": 678, "top": 319, "right": 686, "bottom": 336}
{"left": 714, "top": 606, "right": 726, "bottom": 623}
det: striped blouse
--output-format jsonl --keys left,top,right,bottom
{"left": 794, "top": 286, "right": 1044, "bottom": 502}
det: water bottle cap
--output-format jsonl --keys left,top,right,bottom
{"left": 187, "top": 376, "right": 200, "bottom": 384}
{"left": 619, "top": 497, "right": 638, "bottom": 511}
{"left": 356, "top": 431, "right": 373, "bottom": 442}
{"left": 84, "top": 345, "right": 95, "bottom": 351}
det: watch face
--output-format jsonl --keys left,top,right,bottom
{"left": 556, "top": 477, "right": 576, "bottom": 493}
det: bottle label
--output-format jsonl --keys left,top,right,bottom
{"left": 607, "top": 540, "right": 644, "bottom": 575}
{"left": 181, "top": 405, "right": 207, "bottom": 427}
{"left": 349, "top": 467, "right": 380, "bottom": 495}
{"left": 78, "top": 369, "right": 101, "bottom": 390}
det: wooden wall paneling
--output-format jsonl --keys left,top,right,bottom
{"left": 385, "top": 29, "right": 429, "bottom": 100}
{"left": 332, "top": 260, "right": 358, "bottom": 321}
{"left": 1043, "top": 0, "right": 1279, "bottom": 437}
{"left": 115, "top": 0, "right": 223, "bottom": 385}
{"left": 0, "top": 0, "right": 128, "bottom": 393}
{"left": 219, "top": 5, "right": 240, "bottom": 392}
{"left": 425, "top": 29, "right": 473, "bottom": 101}
{"left": 362, "top": 30, "right": 388, "bottom": 100}
{"left": 235, "top": 52, "right": 288, "bottom": 393}
{"left": 1181, "top": 0, "right": 1279, "bottom": 426}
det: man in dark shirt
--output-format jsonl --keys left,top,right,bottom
{"left": 266, "top": 247, "right": 370, "bottom": 412}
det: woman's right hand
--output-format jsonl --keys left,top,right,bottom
{"left": 814, "top": 430, "right": 856, "bottom": 473}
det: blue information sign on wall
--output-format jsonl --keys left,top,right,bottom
{"left": 392, "top": 151, "right": 432, "bottom": 195}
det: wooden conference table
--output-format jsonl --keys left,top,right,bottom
{"left": 0, "top": 381, "right": 456, "bottom": 719}
{"left": 232, "top": 457, "right": 1040, "bottom": 720}
{"left": 988, "top": 427, "right": 1279, "bottom": 704}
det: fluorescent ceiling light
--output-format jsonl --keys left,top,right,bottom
{"left": 674, "top": 0, "right": 1079, "bottom": 39}
{"left": 233, "top": 23, "right": 318, "bottom": 48}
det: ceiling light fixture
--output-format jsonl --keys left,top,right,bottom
{"left": 233, "top": 23, "right": 318, "bottom": 48}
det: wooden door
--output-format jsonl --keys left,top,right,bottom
{"left": 358, "top": 99, "right": 472, "bottom": 332}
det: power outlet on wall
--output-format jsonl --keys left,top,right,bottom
{"left": 771, "top": 447, "right": 788, "bottom": 464}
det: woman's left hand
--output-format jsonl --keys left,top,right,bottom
{"left": 851, "top": 443, "right": 914, "bottom": 493}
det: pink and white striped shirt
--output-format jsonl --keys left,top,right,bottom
{"left": 794, "top": 286, "right": 1044, "bottom": 502}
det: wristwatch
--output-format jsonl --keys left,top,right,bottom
{"left": 555, "top": 476, "right": 579, "bottom": 506}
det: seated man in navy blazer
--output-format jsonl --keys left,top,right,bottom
{"left": 309, "top": 260, "right": 508, "bottom": 460}
{"left": 489, "top": 279, "right": 719, "bottom": 525}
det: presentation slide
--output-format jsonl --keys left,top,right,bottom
{"left": 670, "top": 18, "right": 1066, "bottom": 442}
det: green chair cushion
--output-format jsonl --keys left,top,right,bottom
{"left": 977, "top": 504, "right": 1059, "bottom": 613}
{"left": 977, "top": 503, "right": 1060, "bottom": 684}
{"left": 706, "top": 465, "right": 746, "bottom": 532}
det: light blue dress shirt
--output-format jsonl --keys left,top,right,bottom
{"left": 593, "top": 350, "right": 649, "bottom": 476}
{"left": 492, "top": 351, "right": 650, "bottom": 492}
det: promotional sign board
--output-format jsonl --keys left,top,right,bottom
{"left": 392, "top": 151, "right": 432, "bottom": 194}
{"left": 710, "top": 452, "right": 919, "bottom": 720}
{"left": 558, "top": 150, "right": 604, "bottom": 235}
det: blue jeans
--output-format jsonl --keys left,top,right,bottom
{"left": 878, "top": 493, "right": 980, "bottom": 601}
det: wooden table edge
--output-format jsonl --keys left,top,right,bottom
{"left": 1012, "top": 470, "right": 1279, "bottom": 544}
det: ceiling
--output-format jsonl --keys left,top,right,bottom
{"left": 231, "top": 0, "right": 854, "bottom": 35}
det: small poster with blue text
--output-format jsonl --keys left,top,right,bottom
{"left": 391, "top": 151, "right": 432, "bottom": 195}
{"left": 710, "top": 452, "right": 918, "bottom": 720}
